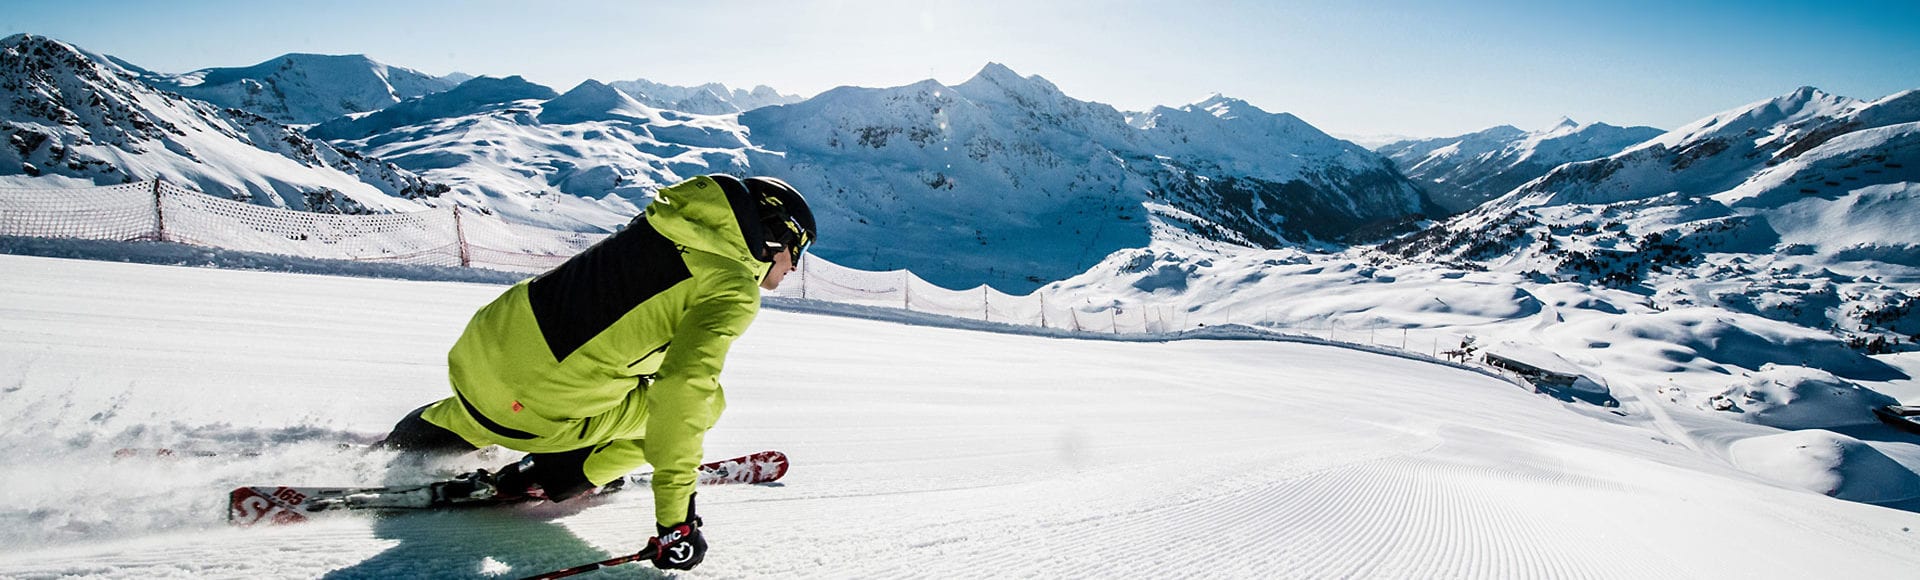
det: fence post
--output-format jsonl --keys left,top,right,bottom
{"left": 982, "top": 286, "right": 990, "bottom": 321}
{"left": 902, "top": 271, "right": 911, "bottom": 310}
{"left": 451, "top": 204, "right": 472, "bottom": 268}
{"left": 151, "top": 179, "right": 167, "bottom": 242}
{"left": 1039, "top": 294, "right": 1047, "bottom": 329}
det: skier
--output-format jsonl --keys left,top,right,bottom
{"left": 373, "top": 174, "right": 815, "bottom": 571}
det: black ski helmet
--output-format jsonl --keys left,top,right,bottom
{"left": 743, "top": 176, "right": 815, "bottom": 264}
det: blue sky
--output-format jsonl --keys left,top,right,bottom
{"left": 7, "top": 0, "right": 1918, "bottom": 138}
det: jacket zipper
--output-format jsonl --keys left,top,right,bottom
{"left": 628, "top": 341, "right": 671, "bottom": 368}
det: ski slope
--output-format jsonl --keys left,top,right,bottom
{"left": 1, "top": 254, "right": 1916, "bottom": 579}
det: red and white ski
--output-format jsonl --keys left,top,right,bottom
{"left": 228, "top": 450, "right": 789, "bottom": 526}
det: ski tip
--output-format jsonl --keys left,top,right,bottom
{"left": 761, "top": 450, "right": 790, "bottom": 482}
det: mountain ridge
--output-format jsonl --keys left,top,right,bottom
{"left": 0, "top": 33, "right": 445, "bottom": 212}
{"left": 1379, "top": 119, "right": 1663, "bottom": 214}
{"left": 138, "top": 52, "right": 459, "bottom": 125}
{"left": 1380, "top": 85, "right": 1920, "bottom": 345}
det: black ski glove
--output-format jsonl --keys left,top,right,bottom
{"left": 649, "top": 493, "right": 706, "bottom": 570}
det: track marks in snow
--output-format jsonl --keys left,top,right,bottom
{"left": 1041, "top": 439, "right": 1671, "bottom": 579}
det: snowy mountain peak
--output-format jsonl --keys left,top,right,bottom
{"left": 965, "top": 62, "right": 1025, "bottom": 85}
{"left": 1502, "top": 85, "right": 1894, "bottom": 209}
{"left": 1379, "top": 117, "right": 1663, "bottom": 214}
{"left": 0, "top": 34, "right": 445, "bottom": 211}
{"left": 140, "top": 51, "right": 457, "bottom": 125}
{"left": 191, "top": 53, "right": 382, "bottom": 87}
{"left": 1388, "top": 84, "right": 1920, "bottom": 350}
{"left": 3, "top": 33, "right": 113, "bottom": 85}
{"left": 306, "top": 75, "right": 558, "bottom": 141}
{"left": 1189, "top": 93, "right": 1268, "bottom": 120}
{"left": 957, "top": 62, "right": 1066, "bottom": 101}
{"left": 1769, "top": 86, "right": 1851, "bottom": 118}
{"left": 538, "top": 80, "right": 659, "bottom": 125}
{"left": 604, "top": 78, "right": 804, "bottom": 115}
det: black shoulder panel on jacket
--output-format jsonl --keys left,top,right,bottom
{"left": 708, "top": 174, "right": 771, "bottom": 262}
{"left": 527, "top": 218, "right": 693, "bottom": 362}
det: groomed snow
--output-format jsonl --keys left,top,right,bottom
{"left": 2, "top": 254, "right": 1918, "bottom": 578}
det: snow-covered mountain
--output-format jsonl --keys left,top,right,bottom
{"left": 305, "top": 76, "right": 560, "bottom": 141}
{"left": 325, "top": 78, "right": 756, "bottom": 231}
{"left": 0, "top": 34, "right": 445, "bottom": 212}
{"left": 139, "top": 53, "right": 458, "bottom": 125}
{"left": 605, "top": 78, "right": 804, "bottom": 115}
{"left": 1381, "top": 86, "right": 1920, "bottom": 346}
{"left": 309, "top": 62, "right": 1432, "bottom": 291}
{"left": 1127, "top": 94, "right": 1435, "bottom": 244}
{"left": 1379, "top": 119, "right": 1664, "bottom": 214}
{"left": 738, "top": 64, "right": 1432, "bottom": 290}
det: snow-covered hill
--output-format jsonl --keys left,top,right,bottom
{"left": 139, "top": 53, "right": 458, "bottom": 125}
{"left": 2, "top": 254, "right": 1916, "bottom": 578}
{"left": 605, "top": 78, "right": 804, "bottom": 115}
{"left": 1380, "top": 87, "right": 1920, "bottom": 349}
{"left": 1379, "top": 119, "right": 1664, "bottom": 214}
{"left": 0, "top": 34, "right": 445, "bottom": 212}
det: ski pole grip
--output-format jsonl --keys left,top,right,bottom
{"left": 517, "top": 545, "right": 658, "bottom": 580}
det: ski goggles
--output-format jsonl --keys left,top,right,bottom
{"left": 768, "top": 214, "right": 812, "bottom": 265}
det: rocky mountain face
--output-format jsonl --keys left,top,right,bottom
{"left": 1379, "top": 119, "right": 1663, "bottom": 214}
{"left": 1381, "top": 87, "right": 1920, "bottom": 345}
{"left": 139, "top": 53, "right": 459, "bottom": 125}
{"left": 0, "top": 34, "right": 444, "bottom": 212}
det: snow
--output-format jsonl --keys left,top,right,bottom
{"left": 0, "top": 34, "right": 442, "bottom": 213}
{"left": 140, "top": 53, "right": 458, "bottom": 125}
{"left": 1729, "top": 429, "right": 1920, "bottom": 503}
{"left": 1378, "top": 120, "right": 1662, "bottom": 214}
{"left": 736, "top": 63, "right": 1426, "bottom": 291}
{"left": 1709, "top": 365, "right": 1899, "bottom": 429}
{"left": 5, "top": 32, "right": 1920, "bottom": 576}
{"left": 3, "top": 253, "right": 1919, "bottom": 578}
{"left": 604, "top": 79, "right": 805, "bottom": 115}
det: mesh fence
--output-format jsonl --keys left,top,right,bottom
{"left": 157, "top": 181, "right": 467, "bottom": 266}
{"left": 773, "top": 258, "right": 910, "bottom": 309}
{"left": 0, "top": 181, "right": 159, "bottom": 241}
{"left": 1, "top": 180, "right": 1493, "bottom": 358}
{"left": 0, "top": 180, "right": 1381, "bottom": 336}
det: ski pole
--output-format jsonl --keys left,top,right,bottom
{"left": 518, "top": 545, "right": 657, "bottom": 580}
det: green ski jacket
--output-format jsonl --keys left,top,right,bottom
{"left": 423, "top": 175, "right": 773, "bottom": 525}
